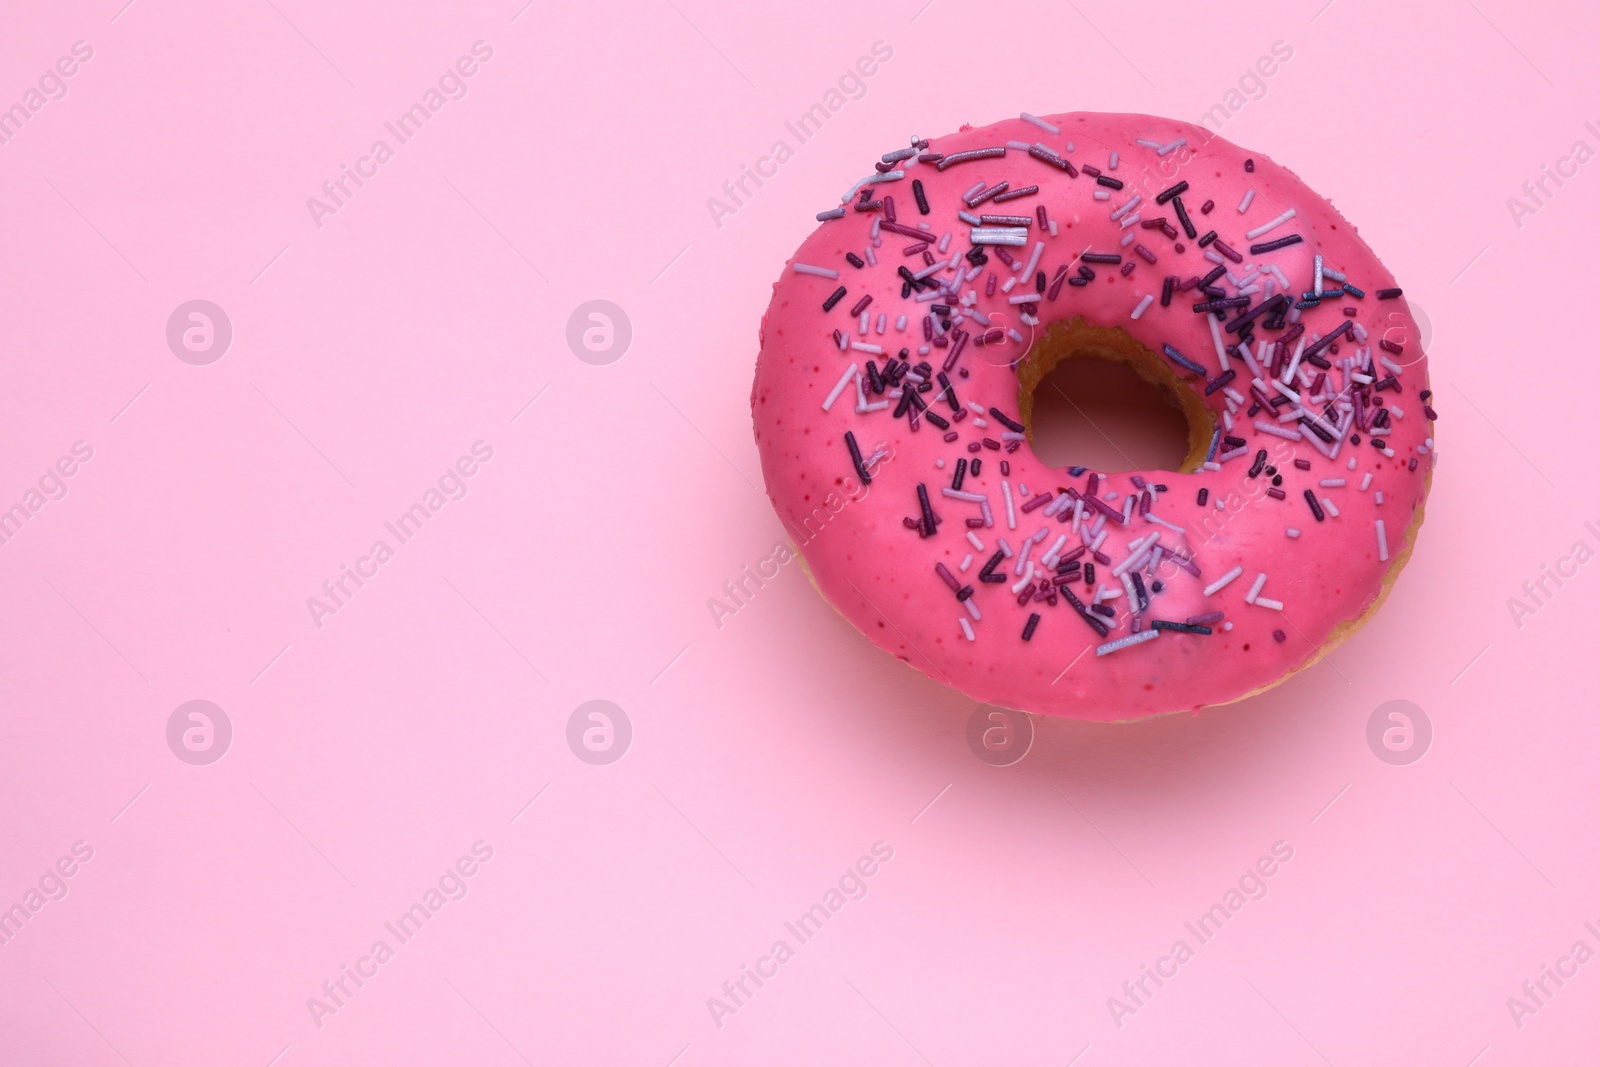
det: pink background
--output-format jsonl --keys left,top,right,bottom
{"left": 1, "top": 0, "right": 1596, "bottom": 1063}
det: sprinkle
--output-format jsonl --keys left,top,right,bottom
{"left": 1154, "top": 181, "right": 1189, "bottom": 205}
{"left": 937, "top": 146, "right": 1007, "bottom": 170}
{"left": 1131, "top": 294, "right": 1154, "bottom": 319}
{"left": 1286, "top": 528, "right": 1301, "bottom": 538}
{"left": 793, "top": 263, "right": 839, "bottom": 279}
{"left": 1096, "top": 629, "right": 1160, "bottom": 656}
{"left": 1303, "top": 490, "right": 1325, "bottom": 521}
{"left": 1244, "top": 572, "right": 1268, "bottom": 604}
{"left": 1152, "top": 620, "right": 1212, "bottom": 635}
{"left": 1250, "top": 234, "right": 1304, "bottom": 255}
{"left": 1376, "top": 287, "right": 1403, "bottom": 300}
{"left": 1237, "top": 189, "right": 1255, "bottom": 213}
{"left": 1002, "top": 480, "right": 1017, "bottom": 529}
{"left": 959, "top": 617, "right": 976, "bottom": 641}
{"left": 1319, "top": 478, "right": 1346, "bottom": 488}
{"left": 822, "top": 364, "right": 858, "bottom": 411}
{"left": 1376, "top": 519, "right": 1389, "bottom": 561}
{"left": 1254, "top": 597, "right": 1284, "bottom": 611}
{"left": 917, "top": 483, "right": 938, "bottom": 537}
{"left": 843, "top": 431, "right": 871, "bottom": 485}
{"left": 1321, "top": 497, "right": 1340, "bottom": 517}
{"left": 1020, "top": 112, "right": 1060, "bottom": 134}
{"left": 816, "top": 207, "right": 846, "bottom": 221}
{"left": 1204, "top": 566, "right": 1244, "bottom": 596}
{"left": 1172, "top": 196, "right": 1198, "bottom": 238}
{"left": 1245, "top": 208, "right": 1297, "bottom": 239}
{"left": 1022, "top": 613, "right": 1041, "bottom": 641}
{"left": 1162, "top": 344, "right": 1206, "bottom": 375}
{"left": 822, "top": 286, "right": 847, "bottom": 312}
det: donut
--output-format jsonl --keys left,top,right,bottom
{"left": 751, "top": 112, "right": 1435, "bottom": 721}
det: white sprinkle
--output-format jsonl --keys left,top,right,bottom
{"left": 1237, "top": 189, "right": 1255, "bottom": 213}
{"left": 964, "top": 597, "right": 982, "bottom": 621}
{"left": 1254, "top": 596, "right": 1284, "bottom": 611}
{"left": 998, "top": 537, "right": 1013, "bottom": 559}
{"left": 1109, "top": 151, "right": 1119, "bottom": 170}
{"left": 1097, "top": 629, "right": 1161, "bottom": 656}
{"left": 1245, "top": 572, "right": 1268, "bottom": 604}
{"left": 1322, "top": 497, "right": 1340, "bottom": 517}
{"left": 1135, "top": 138, "right": 1163, "bottom": 150}
{"left": 959, "top": 617, "right": 976, "bottom": 641}
{"left": 1157, "top": 138, "right": 1186, "bottom": 156}
{"left": 1110, "top": 195, "right": 1142, "bottom": 221}
{"left": 1002, "top": 480, "right": 1017, "bottom": 529}
{"left": 1131, "top": 294, "right": 1154, "bottom": 319}
{"left": 1093, "top": 190, "right": 1111, "bottom": 201}
{"left": 1020, "top": 112, "right": 1060, "bottom": 134}
{"left": 1011, "top": 561, "right": 1035, "bottom": 593}
{"left": 850, "top": 341, "right": 883, "bottom": 354}
{"left": 1204, "top": 566, "right": 1245, "bottom": 597}
{"left": 822, "top": 363, "right": 858, "bottom": 411}
{"left": 1359, "top": 472, "right": 1373, "bottom": 491}
{"left": 1375, "top": 491, "right": 1385, "bottom": 505}
{"left": 1246, "top": 209, "right": 1296, "bottom": 239}
{"left": 1319, "top": 478, "right": 1346, "bottom": 487}
{"left": 966, "top": 531, "right": 985, "bottom": 551}
{"left": 1286, "top": 528, "right": 1301, "bottom": 538}
{"left": 895, "top": 314, "right": 907, "bottom": 331}
{"left": 793, "top": 263, "right": 840, "bottom": 279}
{"left": 1376, "top": 519, "right": 1389, "bottom": 561}
{"left": 959, "top": 553, "right": 973, "bottom": 572}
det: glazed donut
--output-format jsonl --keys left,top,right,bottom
{"left": 751, "top": 112, "right": 1435, "bottom": 721}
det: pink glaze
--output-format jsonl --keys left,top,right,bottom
{"left": 751, "top": 112, "right": 1434, "bottom": 721}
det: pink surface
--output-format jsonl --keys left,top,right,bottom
{"left": 0, "top": 0, "right": 1595, "bottom": 1063}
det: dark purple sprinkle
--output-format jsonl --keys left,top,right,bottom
{"left": 1204, "top": 369, "right": 1236, "bottom": 396}
{"left": 1130, "top": 571, "right": 1148, "bottom": 612}
{"left": 1199, "top": 265, "right": 1227, "bottom": 288}
{"left": 1078, "top": 266, "right": 1095, "bottom": 280}
{"left": 1293, "top": 458, "right": 1312, "bottom": 470}
{"left": 1160, "top": 276, "right": 1175, "bottom": 306}
{"left": 1162, "top": 344, "right": 1206, "bottom": 375}
{"left": 1249, "top": 450, "right": 1269, "bottom": 478}
{"left": 1021, "top": 492, "right": 1053, "bottom": 514}
{"left": 1379, "top": 339, "right": 1404, "bottom": 355}
{"left": 843, "top": 431, "right": 871, "bottom": 485}
{"left": 1200, "top": 200, "right": 1214, "bottom": 214}
{"left": 1154, "top": 181, "right": 1188, "bottom": 205}
{"left": 1135, "top": 244, "right": 1157, "bottom": 264}
{"left": 1084, "top": 563, "right": 1096, "bottom": 584}
{"left": 923, "top": 409, "right": 950, "bottom": 430}
{"left": 1211, "top": 237, "right": 1244, "bottom": 263}
{"left": 989, "top": 407, "right": 1025, "bottom": 432}
{"left": 965, "top": 182, "right": 1010, "bottom": 208}
{"left": 848, "top": 294, "right": 873, "bottom": 317}
{"left": 912, "top": 179, "right": 930, "bottom": 215}
{"left": 935, "top": 562, "right": 962, "bottom": 593}
{"left": 1187, "top": 611, "right": 1225, "bottom": 625}
{"left": 936, "top": 146, "right": 1006, "bottom": 170}
{"left": 1197, "top": 230, "right": 1218, "bottom": 247}
{"left": 1120, "top": 261, "right": 1135, "bottom": 277}
{"left": 1080, "top": 164, "right": 1101, "bottom": 177}
{"left": 1152, "top": 620, "right": 1212, "bottom": 635}
{"left": 1376, "top": 287, "right": 1403, "bottom": 299}
{"left": 1272, "top": 629, "right": 1287, "bottom": 643}
{"left": 1082, "top": 252, "right": 1122, "bottom": 264}
{"left": 845, "top": 252, "right": 865, "bottom": 269}
{"left": 982, "top": 438, "right": 1001, "bottom": 450}
{"left": 979, "top": 214, "right": 1033, "bottom": 226}
{"left": 1250, "top": 234, "right": 1304, "bottom": 255}
{"left": 951, "top": 457, "right": 967, "bottom": 490}
{"left": 1172, "top": 196, "right": 1198, "bottom": 239}
{"left": 1303, "top": 490, "right": 1325, "bottom": 522}
{"left": 916, "top": 484, "right": 938, "bottom": 537}
{"left": 822, "top": 286, "right": 846, "bottom": 312}
{"left": 1408, "top": 457, "right": 1418, "bottom": 471}
{"left": 1022, "top": 613, "right": 1041, "bottom": 641}
{"left": 1267, "top": 487, "right": 1286, "bottom": 500}
{"left": 1197, "top": 487, "right": 1209, "bottom": 505}
{"left": 999, "top": 460, "right": 1010, "bottom": 476}
{"left": 992, "top": 185, "right": 1039, "bottom": 202}
{"left": 1245, "top": 158, "right": 1255, "bottom": 172}
{"left": 1140, "top": 217, "right": 1169, "bottom": 230}
{"left": 1096, "top": 174, "right": 1124, "bottom": 189}
{"left": 970, "top": 458, "right": 981, "bottom": 475}
{"left": 1036, "top": 271, "right": 1047, "bottom": 293}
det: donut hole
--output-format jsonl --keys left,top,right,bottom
{"left": 1017, "top": 317, "right": 1214, "bottom": 475}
